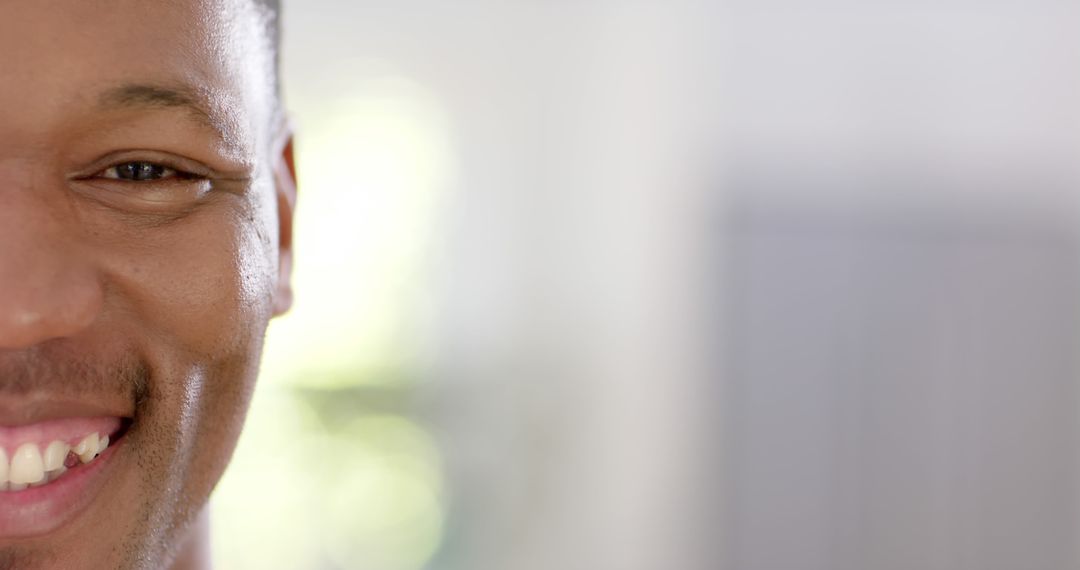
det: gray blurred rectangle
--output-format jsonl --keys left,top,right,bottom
{"left": 723, "top": 194, "right": 1080, "bottom": 570}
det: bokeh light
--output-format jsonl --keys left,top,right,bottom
{"left": 211, "top": 60, "right": 452, "bottom": 569}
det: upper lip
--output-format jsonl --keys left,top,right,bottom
{"left": 0, "top": 395, "right": 133, "bottom": 427}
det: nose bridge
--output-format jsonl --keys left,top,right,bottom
{"left": 0, "top": 162, "right": 104, "bottom": 349}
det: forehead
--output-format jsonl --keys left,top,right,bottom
{"left": 0, "top": 0, "right": 274, "bottom": 152}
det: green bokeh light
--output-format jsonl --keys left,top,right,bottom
{"left": 212, "top": 74, "right": 451, "bottom": 569}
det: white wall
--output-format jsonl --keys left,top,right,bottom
{"left": 278, "top": 2, "right": 1080, "bottom": 569}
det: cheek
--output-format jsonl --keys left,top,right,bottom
{"left": 99, "top": 190, "right": 279, "bottom": 358}
{"left": 234, "top": 191, "right": 280, "bottom": 324}
{"left": 72, "top": 187, "right": 280, "bottom": 564}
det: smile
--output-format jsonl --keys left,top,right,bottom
{"left": 0, "top": 415, "right": 128, "bottom": 538}
{"left": 0, "top": 429, "right": 113, "bottom": 492}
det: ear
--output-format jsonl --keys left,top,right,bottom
{"left": 271, "top": 122, "right": 297, "bottom": 317}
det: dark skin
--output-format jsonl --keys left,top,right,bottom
{"left": 0, "top": 0, "right": 295, "bottom": 568}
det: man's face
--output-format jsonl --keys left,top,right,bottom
{"left": 0, "top": 0, "right": 293, "bottom": 567}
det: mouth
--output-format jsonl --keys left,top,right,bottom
{"left": 0, "top": 414, "right": 132, "bottom": 538}
{"left": 0, "top": 416, "right": 127, "bottom": 491}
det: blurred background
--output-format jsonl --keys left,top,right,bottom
{"left": 212, "top": 1, "right": 1080, "bottom": 569}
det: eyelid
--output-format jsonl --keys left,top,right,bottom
{"left": 71, "top": 150, "right": 215, "bottom": 182}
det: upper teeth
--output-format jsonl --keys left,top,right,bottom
{"left": 0, "top": 433, "right": 110, "bottom": 491}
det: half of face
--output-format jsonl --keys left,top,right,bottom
{"left": 0, "top": 0, "right": 294, "bottom": 567}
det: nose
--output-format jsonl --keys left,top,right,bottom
{"left": 0, "top": 172, "right": 104, "bottom": 349}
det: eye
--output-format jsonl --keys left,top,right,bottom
{"left": 69, "top": 154, "right": 218, "bottom": 214}
{"left": 101, "top": 162, "right": 184, "bottom": 182}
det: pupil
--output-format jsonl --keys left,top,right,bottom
{"left": 120, "top": 162, "right": 165, "bottom": 181}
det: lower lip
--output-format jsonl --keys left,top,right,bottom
{"left": 0, "top": 434, "right": 123, "bottom": 538}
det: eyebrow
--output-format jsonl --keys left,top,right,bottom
{"left": 96, "top": 83, "right": 218, "bottom": 132}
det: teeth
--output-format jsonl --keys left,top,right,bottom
{"left": 10, "top": 443, "right": 44, "bottom": 485}
{"left": 43, "top": 441, "right": 70, "bottom": 472}
{"left": 74, "top": 433, "right": 100, "bottom": 464}
{"left": 0, "top": 432, "right": 114, "bottom": 492}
